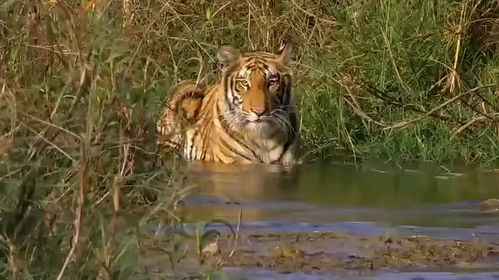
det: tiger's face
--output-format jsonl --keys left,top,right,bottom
{"left": 217, "top": 45, "right": 294, "bottom": 136}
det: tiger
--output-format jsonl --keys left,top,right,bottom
{"left": 156, "top": 44, "right": 300, "bottom": 165}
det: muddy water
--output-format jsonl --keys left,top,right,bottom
{"left": 166, "top": 162, "right": 499, "bottom": 279}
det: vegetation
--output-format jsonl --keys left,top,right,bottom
{"left": 0, "top": 0, "right": 498, "bottom": 279}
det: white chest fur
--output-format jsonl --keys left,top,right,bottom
{"left": 250, "top": 136, "right": 286, "bottom": 164}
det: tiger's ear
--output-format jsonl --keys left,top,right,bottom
{"left": 217, "top": 46, "right": 241, "bottom": 70}
{"left": 276, "top": 43, "right": 293, "bottom": 65}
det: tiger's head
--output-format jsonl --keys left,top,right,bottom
{"left": 217, "top": 44, "right": 295, "bottom": 137}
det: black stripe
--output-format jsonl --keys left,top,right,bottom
{"left": 226, "top": 76, "right": 235, "bottom": 108}
{"left": 261, "top": 63, "right": 271, "bottom": 73}
{"left": 214, "top": 110, "right": 261, "bottom": 162}
{"left": 219, "top": 135, "right": 251, "bottom": 160}
{"left": 278, "top": 113, "right": 298, "bottom": 163}
{"left": 281, "top": 75, "right": 291, "bottom": 106}
{"left": 219, "top": 110, "right": 232, "bottom": 131}
{"left": 189, "top": 132, "right": 196, "bottom": 160}
{"left": 199, "top": 122, "right": 211, "bottom": 160}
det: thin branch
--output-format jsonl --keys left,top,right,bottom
{"left": 228, "top": 205, "right": 242, "bottom": 258}
{"left": 56, "top": 149, "right": 86, "bottom": 280}
{"left": 289, "top": 0, "right": 338, "bottom": 25}
{"left": 19, "top": 112, "right": 81, "bottom": 140}
{"left": 452, "top": 113, "right": 499, "bottom": 138}
{"left": 341, "top": 94, "right": 385, "bottom": 126}
{"left": 383, "top": 84, "right": 498, "bottom": 130}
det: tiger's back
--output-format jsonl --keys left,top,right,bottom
{"left": 156, "top": 81, "right": 205, "bottom": 151}
{"left": 157, "top": 44, "right": 300, "bottom": 165}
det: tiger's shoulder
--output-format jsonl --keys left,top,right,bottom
{"left": 156, "top": 80, "right": 206, "bottom": 150}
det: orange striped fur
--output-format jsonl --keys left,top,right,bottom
{"left": 156, "top": 44, "right": 300, "bottom": 165}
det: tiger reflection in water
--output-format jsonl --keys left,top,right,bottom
{"left": 170, "top": 161, "right": 301, "bottom": 223}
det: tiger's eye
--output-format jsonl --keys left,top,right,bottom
{"left": 268, "top": 78, "right": 279, "bottom": 87}
{"left": 238, "top": 80, "right": 249, "bottom": 88}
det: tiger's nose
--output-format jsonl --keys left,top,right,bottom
{"left": 250, "top": 106, "right": 266, "bottom": 116}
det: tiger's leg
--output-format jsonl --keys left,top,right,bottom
{"left": 280, "top": 136, "right": 300, "bottom": 165}
{"left": 156, "top": 81, "right": 205, "bottom": 151}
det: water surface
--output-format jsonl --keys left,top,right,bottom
{"left": 174, "top": 161, "right": 499, "bottom": 279}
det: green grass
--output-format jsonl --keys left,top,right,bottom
{"left": 0, "top": 0, "right": 498, "bottom": 278}
{"left": 297, "top": 0, "right": 499, "bottom": 164}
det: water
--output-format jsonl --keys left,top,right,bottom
{"left": 224, "top": 269, "right": 499, "bottom": 280}
{"left": 175, "top": 161, "right": 499, "bottom": 279}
